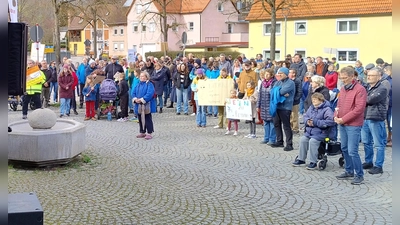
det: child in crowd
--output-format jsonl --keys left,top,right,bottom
{"left": 243, "top": 81, "right": 258, "bottom": 138}
{"left": 82, "top": 75, "right": 97, "bottom": 121}
{"left": 117, "top": 72, "right": 129, "bottom": 122}
{"left": 225, "top": 89, "right": 240, "bottom": 136}
{"left": 191, "top": 68, "right": 207, "bottom": 127}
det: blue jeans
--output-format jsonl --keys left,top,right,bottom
{"left": 361, "top": 120, "right": 387, "bottom": 168}
{"left": 207, "top": 106, "right": 218, "bottom": 116}
{"left": 163, "top": 81, "right": 171, "bottom": 103}
{"left": 387, "top": 107, "right": 392, "bottom": 133}
{"left": 176, "top": 84, "right": 189, "bottom": 113}
{"left": 129, "top": 88, "right": 133, "bottom": 110}
{"left": 157, "top": 95, "right": 164, "bottom": 108}
{"left": 331, "top": 124, "right": 338, "bottom": 141}
{"left": 263, "top": 120, "right": 276, "bottom": 143}
{"left": 60, "top": 98, "right": 71, "bottom": 115}
{"left": 299, "top": 98, "right": 305, "bottom": 115}
{"left": 195, "top": 100, "right": 207, "bottom": 126}
{"left": 339, "top": 125, "right": 363, "bottom": 177}
{"left": 50, "top": 82, "right": 58, "bottom": 102}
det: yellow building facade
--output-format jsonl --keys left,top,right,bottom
{"left": 248, "top": 15, "right": 392, "bottom": 66}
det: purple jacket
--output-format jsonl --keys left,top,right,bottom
{"left": 303, "top": 100, "right": 336, "bottom": 141}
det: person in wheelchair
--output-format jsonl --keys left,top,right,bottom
{"left": 292, "top": 92, "right": 336, "bottom": 169}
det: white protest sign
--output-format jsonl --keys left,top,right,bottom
{"left": 225, "top": 99, "right": 252, "bottom": 120}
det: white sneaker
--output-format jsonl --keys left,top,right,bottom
{"left": 225, "top": 130, "right": 230, "bottom": 135}
{"left": 248, "top": 134, "right": 256, "bottom": 139}
{"left": 190, "top": 113, "right": 196, "bottom": 116}
{"left": 214, "top": 125, "right": 221, "bottom": 129}
{"left": 244, "top": 134, "right": 251, "bottom": 138}
{"left": 117, "top": 118, "right": 123, "bottom": 122}
{"left": 233, "top": 131, "right": 238, "bottom": 136}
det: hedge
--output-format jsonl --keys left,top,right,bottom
{"left": 144, "top": 51, "right": 244, "bottom": 60}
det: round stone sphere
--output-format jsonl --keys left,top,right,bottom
{"left": 28, "top": 108, "right": 57, "bottom": 129}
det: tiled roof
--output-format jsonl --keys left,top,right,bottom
{"left": 126, "top": 0, "right": 214, "bottom": 15}
{"left": 68, "top": 4, "right": 128, "bottom": 31}
{"left": 246, "top": 0, "right": 392, "bottom": 21}
{"left": 187, "top": 42, "right": 248, "bottom": 48}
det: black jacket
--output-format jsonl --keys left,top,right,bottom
{"left": 105, "top": 63, "right": 124, "bottom": 80}
{"left": 173, "top": 71, "right": 191, "bottom": 89}
{"left": 364, "top": 80, "right": 388, "bottom": 121}
{"left": 293, "top": 77, "right": 302, "bottom": 105}
{"left": 118, "top": 79, "right": 129, "bottom": 97}
{"left": 304, "top": 86, "right": 330, "bottom": 112}
{"left": 41, "top": 68, "right": 53, "bottom": 86}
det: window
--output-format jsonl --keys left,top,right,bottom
{"left": 188, "top": 22, "right": 194, "bottom": 31}
{"left": 114, "top": 29, "right": 118, "bottom": 35}
{"left": 337, "top": 19, "right": 359, "bottom": 33}
{"left": 227, "top": 24, "right": 233, "bottom": 33}
{"left": 294, "top": 49, "right": 306, "bottom": 58}
{"left": 133, "top": 23, "right": 138, "bottom": 32}
{"left": 142, "top": 23, "right": 146, "bottom": 32}
{"left": 263, "top": 22, "right": 281, "bottom": 35}
{"left": 113, "top": 43, "right": 118, "bottom": 50}
{"left": 217, "top": 2, "right": 223, "bottom": 11}
{"left": 136, "top": 4, "right": 142, "bottom": 14}
{"left": 337, "top": 49, "right": 358, "bottom": 62}
{"left": 236, "top": 1, "right": 242, "bottom": 10}
{"left": 149, "top": 22, "right": 155, "bottom": 32}
{"left": 119, "top": 43, "right": 124, "bottom": 51}
{"left": 263, "top": 50, "right": 281, "bottom": 60}
{"left": 120, "top": 29, "right": 124, "bottom": 35}
{"left": 295, "top": 21, "right": 307, "bottom": 34}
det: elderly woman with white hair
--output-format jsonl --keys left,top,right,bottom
{"left": 132, "top": 71, "right": 157, "bottom": 140}
{"left": 304, "top": 75, "right": 331, "bottom": 112}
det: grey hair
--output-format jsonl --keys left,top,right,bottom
{"left": 311, "top": 75, "right": 326, "bottom": 87}
{"left": 369, "top": 67, "right": 383, "bottom": 76}
{"left": 140, "top": 71, "right": 150, "bottom": 80}
{"left": 339, "top": 66, "right": 355, "bottom": 77}
{"left": 305, "top": 72, "right": 314, "bottom": 77}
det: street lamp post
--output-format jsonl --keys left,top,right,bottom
{"left": 282, "top": 8, "right": 290, "bottom": 58}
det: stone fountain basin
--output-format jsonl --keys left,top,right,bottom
{"left": 8, "top": 119, "right": 86, "bottom": 167}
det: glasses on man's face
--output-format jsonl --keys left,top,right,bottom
{"left": 306, "top": 77, "right": 311, "bottom": 79}
{"left": 339, "top": 76, "right": 349, "bottom": 80}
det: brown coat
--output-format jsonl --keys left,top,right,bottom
{"left": 58, "top": 73, "right": 74, "bottom": 99}
{"left": 237, "top": 69, "right": 257, "bottom": 94}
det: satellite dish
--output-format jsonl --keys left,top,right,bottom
{"left": 181, "top": 32, "right": 187, "bottom": 45}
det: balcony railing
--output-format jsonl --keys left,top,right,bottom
{"left": 70, "top": 37, "right": 81, "bottom": 42}
{"left": 205, "top": 37, "right": 219, "bottom": 42}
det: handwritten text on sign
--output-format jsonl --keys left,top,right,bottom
{"left": 197, "top": 79, "right": 233, "bottom": 106}
{"left": 225, "top": 99, "right": 252, "bottom": 120}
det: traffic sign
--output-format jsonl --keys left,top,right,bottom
{"left": 84, "top": 39, "right": 91, "bottom": 46}
{"left": 29, "top": 24, "right": 44, "bottom": 42}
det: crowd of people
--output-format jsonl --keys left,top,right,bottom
{"left": 22, "top": 52, "right": 392, "bottom": 185}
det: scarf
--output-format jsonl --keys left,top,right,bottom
{"left": 262, "top": 78, "right": 273, "bottom": 88}
{"left": 246, "top": 88, "right": 255, "bottom": 96}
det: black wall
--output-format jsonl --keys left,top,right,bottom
{"left": 8, "top": 23, "right": 28, "bottom": 96}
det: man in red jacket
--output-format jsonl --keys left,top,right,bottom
{"left": 334, "top": 66, "right": 367, "bottom": 185}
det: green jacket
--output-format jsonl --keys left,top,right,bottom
{"left": 26, "top": 70, "right": 46, "bottom": 94}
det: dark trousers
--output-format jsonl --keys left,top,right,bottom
{"left": 22, "top": 93, "right": 41, "bottom": 116}
{"left": 138, "top": 113, "right": 154, "bottom": 134}
{"left": 273, "top": 109, "right": 293, "bottom": 146}
{"left": 120, "top": 94, "right": 129, "bottom": 118}
{"left": 70, "top": 93, "right": 77, "bottom": 112}
{"left": 79, "top": 84, "right": 85, "bottom": 107}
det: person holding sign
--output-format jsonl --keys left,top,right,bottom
{"left": 191, "top": 69, "right": 208, "bottom": 127}
{"left": 237, "top": 61, "right": 257, "bottom": 99}
{"left": 214, "top": 68, "right": 234, "bottom": 129}
{"left": 22, "top": 60, "right": 46, "bottom": 119}
{"left": 243, "top": 81, "right": 259, "bottom": 139}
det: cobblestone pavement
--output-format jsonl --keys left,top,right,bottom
{"left": 8, "top": 104, "right": 392, "bottom": 225}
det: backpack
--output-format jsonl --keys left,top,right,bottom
{"left": 99, "top": 79, "right": 117, "bottom": 100}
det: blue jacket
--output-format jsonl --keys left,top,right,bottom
{"left": 77, "top": 63, "right": 88, "bottom": 84}
{"left": 206, "top": 69, "right": 220, "bottom": 79}
{"left": 274, "top": 77, "right": 295, "bottom": 111}
{"left": 257, "top": 79, "right": 276, "bottom": 121}
{"left": 82, "top": 86, "right": 97, "bottom": 101}
{"left": 132, "top": 81, "right": 157, "bottom": 114}
{"left": 150, "top": 67, "right": 167, "bottom": 95}
{"left": 85, "top": 65, "right": 97, "bottom": 77}
{"left": 130, "top": 76, "right": 140, "bottom": 98}
{"left": 303, "top": 100, "right": 336, "bottom": 141}
{"left": 269, "top": 86, "right": 286, "bottom": 117}
{"left": 302, "top": 81, "right": 310, "bottom": 101}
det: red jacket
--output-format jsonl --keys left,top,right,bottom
{"left": 71, "top": 72, "right": 78, "bottom": 89}
{"left": 58, "top": 73, "right": 74, "bottom": 99}
{"left": 325, "top": 71, "right": 338, "bottom": 90}
{"left": 337, "top": 81, "right": 367, "bottom": 126}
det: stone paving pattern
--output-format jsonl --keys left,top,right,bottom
{"left": 8, "top": 104, "right": 392, "bottom": 224}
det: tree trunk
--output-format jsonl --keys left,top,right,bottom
{"left": 162, "top": 0, "right": 168, "bottom": 57}
{"left": 270, "top": 5, "right": 276, "bottom": 61}
{"left": 52, "top": 0, "right": 61, "bottom": 68}
{"left": 93, "top": 15, "right": 98, "bottom": 58}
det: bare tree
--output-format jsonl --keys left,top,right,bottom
{"left": 259, "top": 0, "right": 307, "bottom": 60}
{"left": 68, "top": 0, "right": 123, "bottom": 58}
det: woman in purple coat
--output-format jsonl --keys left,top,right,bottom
{"left": 58, "top": 65, "right": 74, "bottom": 117}
{"left": 292, "top": 92, "right": 336, "bottom": 169}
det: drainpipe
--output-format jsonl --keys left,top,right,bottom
{"left": 199, "top": 13, "right": 201, "bottom": 46}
